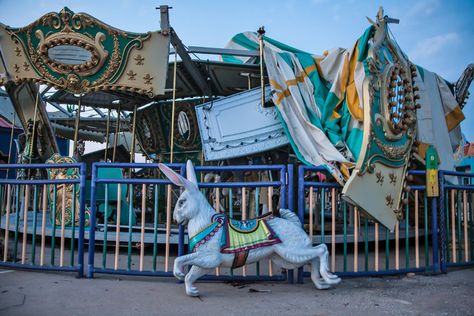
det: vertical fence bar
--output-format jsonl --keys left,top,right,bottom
{"left": 331, "top": 188, "right": 336, "bottom": 272}
{"left": 87, "top": 164, "right": 98, "bottom": 278}
{"left": 40, "top": 184, "right": 47, "bottom": 266}
{"left": 50, "top": 185, "right": 57, "bottom": 265}
{"left": 13, "top": 184, "right": 20, "bottom": 261}
{"left": 152, "top": 184, "right": 159, "bottom": 272}
{"left": 438, "top": 171, "right": 447, "bottom": 273}
{"left": 415, "top": 190, "right": 419, "bottom": 268}
{"left": 102, "top": 185, "right": 109, "bottom": 269}
{"left": 374, "top": 222, "right": 379, "bottom": 272}
{"left": 297, "top": 166, "right": 304, "bottom": 283}
{"left": 268, "top": 185, "right": 273, "bottom": 276}
{"left": 59, "top": 184, "right": 66, "bottom": 267}
{"left": 456, "top": 190, "right": 462, "bottom": 263}
{"left": 31, "top": 185, "right": 38, "bottom": 265}
{"left": 114, "top": 185, "right": 122, "bottom": 270}
{"left": 70, "top": 185, "right": 77, "bottom": 267}
{"left": 78, "top": 163, "right": 86, "bottom": 277}
{"left": 385, "top": 228, "right": 389, "bottom": 270}
{"left": 242, "top": 186, "right": 247, "bottom": 277}
{"left": 215, "top": 187, "right": 220, "bottom": 276}
{"left": 343, "top": 201, "right": 347, "bottom": 272}
{"left": 21, "top": 185, "right": 30, "bottom": 264}
{"left": 364, "top": 215, "right": 368, "bottom": 272}
{"left": 127, "top": 184, "right": 133, "bottom": 271}
{"left": 431, "top": 197, "right": 440, "bottom": 272}
{"left": 451, "top": 189, "right": 456, "bottom": 263}
{"left": 140, "top": 184, "right": 146, "bottom": 271}
{"left": 309, "top": 187, "right": 314, "bottom": 240}
{"left": 354, "top": 207, "right": 358, "bottom": 272}
{"left": 165, "top": 185, "right": 172, "bottom": 272}
{"left": 424, "top": 193, "right": 429, "bottom": 268}
{"left": 405, "top": 193, "right": 410, "bottom": 269}
{"left": 463, "top": 190, "right": 469, "bottom": 262}
{"left": 286, "top": 164, "right": 294, "bottom": 283}
{"left": 3, "top": 185, "right": 11, "bottom": 262}
{"left": 395, "top": 220, "right": 399, "bottom": 270}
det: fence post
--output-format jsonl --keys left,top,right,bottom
{"left": 287, "top": 164, "right": 294, "bottom": 284}
{"left": 87, "top": 163, "right": 98, "bottom": 278}
{"left": 77, "top": 163, "right": 87, "bottom": 278}
{"left": 297, "top": 165, "right": 305, "bottom": 283}
{"left": 438, "top": 170, "right": 447, "bottom": 273}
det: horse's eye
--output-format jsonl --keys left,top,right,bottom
{"left": 178, "top": 199, "right": 186, "bottom": 206}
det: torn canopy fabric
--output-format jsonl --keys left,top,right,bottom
{"left": 223, "top": 29, "right": 374, "bottom": 184}
{"left": 223, "top": 30, "right": 465, "bottom": 185}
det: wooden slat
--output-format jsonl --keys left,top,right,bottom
{"left": 268, "top": 186, "right": 273, "bottom": 276}
{"left": 354, "top": 207, "right": 358, "bottom": 272}
{"left": 59, "top": 185, "right": 66, "bottom": 267}
{"left": 451, "top": 190, "right": 457, "bottom": 263}
{"left": 21, "top": 185, "right": 30, "bottom": 264}
{"left": 415, "top": 190, "right": 419, "bottom": 268}
{"left": 3, "top": 185, "right": 11, "bottom": 262}
{"left": 165, "top": 185, "right": 172, "bottom": 272}
{"left": 40, "top": 185, "right": 47, "bottom": 266}
{"left": 242, "top": 187, "right": 247, "bottom": 276}
{"left": 395, "top": 220, "right": 399, "bottom": 270}
{"left": 331, "top": 188, "right": 336, "bottom": 272}
{"left": 463, "top": 190, "right": 469, "bottom": 262}
{"left": 114, "top": 185, "right": 122, "bottom": 270}
{"left": 309, "top": 187, "right": 314, "bottom": 239}
{"left": 375, "top": 222, "right": 379, "bottom": 271}
{"left": 139, "top": 184, "right": 146, "bottom": 271}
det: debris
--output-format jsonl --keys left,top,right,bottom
{"left": 248, "top": 288, "right": 271, "bottom": 293}
{"left": 406, "top": 273, "right": 415, "bottom": 277}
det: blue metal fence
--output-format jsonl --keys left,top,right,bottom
{"left": 0, "top": 163, "right": 86, "bottom": 277}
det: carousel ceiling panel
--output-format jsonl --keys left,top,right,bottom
{"left": 195, "top": 86, "right": 288, "bottom": 161}
{"left": 0, "top": 7, "right": 169, "bottom": 97}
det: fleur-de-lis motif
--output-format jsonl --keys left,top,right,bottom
{"left": 134, "top": 54, "right": 145, "bottom": 66}
{"left": 126, "top": 70, "right": 137, "bottom": 81}
{"left": 14, "top": 47, "right": 21, "bottom": 57}
{"left": 13, "top": 64, "right": 20, "bottom": 73}
{"left": 143, "top": 74, "right": 153, "bottom": 85}
{"left": 385, "top": 194, "right": 394, "bottom": 208}
{"left": 376, "top": 171, "right": 384, "bottom": 185}
{"left": 389, "top": 172, "right": 397, "bottom": 185}
{"left": 23, "top": 62, "right": 30, "bottom": 71}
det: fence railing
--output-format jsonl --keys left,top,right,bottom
{"left": 297, "top": 166, "right": 440, "bottom": 283}
{"left": 1, "top": 162, "right": 472, "bottom": 282}
{"left": 439, "top": 170, "right": 473, "bottom": 271}
{"left": 0, "top": 163, "right": 86, "bottom": 277}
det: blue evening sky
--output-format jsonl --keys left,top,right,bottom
{"left": 1, "top": 0, "right": 473, "bottom": 139}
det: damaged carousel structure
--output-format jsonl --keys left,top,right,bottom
{"left": 0, "top": 6, "right": 472, "bottom": 283}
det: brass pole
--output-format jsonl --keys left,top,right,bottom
{"left": 129, "top": 105, "right": 137, "bottom": 163}
{"left": 258, "top": 26, "right": 265, "bottom": 109}
{"left": 112, "top": 105, "right": 121, "bottom": 163}
{"left": 72, "top": 95, "right": 82, "bottom": 155}
{"left": 29, "top": 88, "right": 40, "bottom": 164}
{"left": 104, "top": 108, "right": 111, "bottom": 161}
{"left": 165, "top": 50, "right": 178, "bottom": 272}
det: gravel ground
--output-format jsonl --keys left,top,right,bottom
{"left": 0, "top": 267, "right": 473, "bottom": 316}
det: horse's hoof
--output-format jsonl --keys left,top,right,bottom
{"left": 315, "top": 282, "right": 331, "bottom": 290}
{"left": 186, "top": 286, "right": 200, "bottom": 297}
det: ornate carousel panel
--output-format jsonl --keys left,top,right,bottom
{"left": 195, "top": 86, "right": 289, "bottom": 161}
{"left": 342, "top": 13, "right": 419, "bottom": 231}
{"left": 0, "top": 7, "right": 169, "bottom": 97}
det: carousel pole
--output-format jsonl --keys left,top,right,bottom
{"left": 165, "top": 50, "right": 178, "bottom": 272}
{"left": 129, "top": 105, "right": 137, "bottom": 164}
{"left": 112, "top": 105, "right": 121, "bottom": 163}
{"left": 104, "top": 108, "right": 111, "bottom": 161}
{"left": 5, "top": 115, "right": 16, "bottom": 177}
{"left": 72, "top": 94, "right": 82, "bottom": 156}
{"left": 258, "top": 26, "right": 265, "bottom": 108}
{"left": 29, "top": 88, "right": 40, "bottom": 165}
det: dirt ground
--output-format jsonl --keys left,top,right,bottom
{"left": 0, "top": 267, "right": 473, "bottom": 316}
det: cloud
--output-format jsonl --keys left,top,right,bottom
{"left": 407, "top": 0, "right": 440, "bottom": 17}
{"left": 409, "top": 32, "right": 460, "bottom": 60}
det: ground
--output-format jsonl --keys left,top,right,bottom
{"left": 0, "top": 267, "right": 473, "bottom": 316}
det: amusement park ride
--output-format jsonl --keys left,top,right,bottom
{"left": 0, "top": 5, "right": 472, "bottom": 285}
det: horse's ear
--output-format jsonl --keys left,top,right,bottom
{"left": 186, "top": 160, "right": 198, "bottom": 186}
{"left": 159, "top": 163, "right": 196, "bottom": 192}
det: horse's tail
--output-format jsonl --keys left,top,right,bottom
{"left": 278, "top": 209, "right": 301, "bottom": 227}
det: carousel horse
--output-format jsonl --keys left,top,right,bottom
{"left": 45, "top": 153, "right": 90, "bottom": 227}
{"left": 159, "top": 160, "right": 340, "bottom": 297}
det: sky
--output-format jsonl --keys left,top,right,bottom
{"left": 0, "top": 0, "right": 473, "bottom": 140}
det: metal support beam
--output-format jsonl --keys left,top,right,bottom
{"left": 169, "top": 28, "right": 212, "bottom": 97}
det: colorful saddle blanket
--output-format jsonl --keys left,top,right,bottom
{"left": 189, "top": 213, "right": 281, "bottom": 254}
